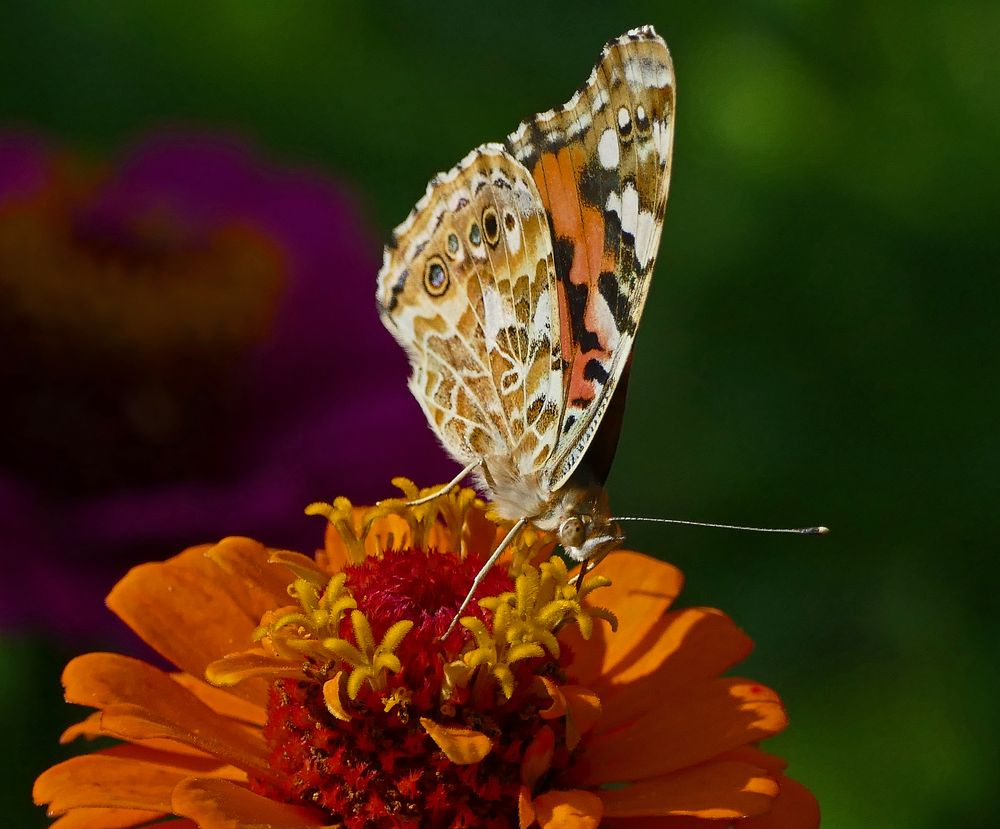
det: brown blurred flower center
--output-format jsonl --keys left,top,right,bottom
{"left": 0, "top": 187, "right": 286, "bottom": 495}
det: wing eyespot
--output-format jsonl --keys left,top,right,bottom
{"left": 616, "top": 106, "right": 632, "bottom": 137}
{"left": 469, "top": 222, "right": 482, "bottom": 246}
{"left": 635, "top": 104, "right": 650, "bottom": 133}
{"left": 424, "top": 256, "right": 450, "bottom": 297}
{"left": 482, "top": 207, "right": 500, "bottom": 246}
{"left": 446, "top": 232, "right": 460, "bottom": 258}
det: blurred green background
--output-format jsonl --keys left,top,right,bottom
{"left": 2, "top": 2, "right": 997, "bottom": 827}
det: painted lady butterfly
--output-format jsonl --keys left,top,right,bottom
{"left": 377, "top": 26, "right": 675, "bottom": 625}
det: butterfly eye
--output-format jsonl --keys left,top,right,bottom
{"left": 558, "top": 516, "right": 586, "bottom": 549}
{"left": 469, "top": 222, "right": 482, "bottom": 246}
{"left": 424, "top": 257, "right": 449, "bottom": 297}
{"left": 446, "top": 232, "right": 460, "bottom": 258}
{"left": 482, "top": 207, "right": 500, "bottom": 246}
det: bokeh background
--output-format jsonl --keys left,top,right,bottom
{"left": 2, "top": 2, "right": 997, "bottom": 827}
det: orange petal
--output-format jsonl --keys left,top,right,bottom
{"left": 601, "top": 819, "right": 705, "bottom": 828}
{"left": 518, "top": 785, "right": 536, "bottom": 829}
{"left": 539, "top": 680, "right": 602, "bottom": 750}
{"left": 202, "top": 536, "right": 296, "bottom": 615}
{"left": 172, "top": 777, "right": 326, "bottom": 828}
{"left": 716, "top": 745, "right": 788, "bottom": 776}
{"left": 60, "top": 711, "right": 105, "bottom": 743}
{"left": 98, "top": 704, "right": 267, "bottom": 775}
{"left": 106, "top": 542, "right": 272, "bottom": 707}
{"left": 205, "top": 651, "right": 306, "bottom": 686}
{"left": 321, "top": 519, "right": 353, "bottom": 572}
{"left": 102, "top": 739, "right": 245, "bottom": 767}
{"left": 539, "top": 678, "right": 568, "bottom": 718}
{"left": 170, "top": 673, "right": 267, "bottom": 727}
{"left": 62, "top": 653, "right": 269, "bottom": 773}
{"left": 360, "top": 512, "right": 412, "bottom": 558}
{"left": 522, "top": 725, "right": 555, "bottom": 789}
{"left": 49, "top": 806, "right": 166, "bottom": 829}
{"left": 562, "top": 552, "right": 682, "bottom": 686}
{"left": 94, "top": 743, "right": 247, "bottom": 783}
{"left": 322, "top": 672, "right": 352, "bottom": 722}
{"left": 742, "top": 776, "right": 820, "bottom": 829}
{"left": 534, "top": 789, "right": 603, "bottom": 829}
{"left": 61, "top": 711, "right": 216, "bottom": 759}
{"left": 574, "top": 678, "right": 787, "bottom": 785}
{"left": 34, "top": 754, "right": 187, "bottom": 814}
{"left": 592, "top": 608, "right": 753, "bottom": 731}
{"left": 608, "top": 607, "right": 751, "bottom": 689}
{"left": 265, "top": 549, "right": 328, "bottom": 585}
{"left": 420, "top": 718, "right": 493, "bottom": 764}
{"left": 598, "top": 760, "right": 779, "bottom": 819}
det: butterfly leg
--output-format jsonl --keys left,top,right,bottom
{"left": 574, "top": 559, "right": 591, "bottom": 591}
{"left": 441, "top": 516, "right": 528, "bottom": 639}
{"left": 403, "top": 459, "right": 482, "bottom": 507}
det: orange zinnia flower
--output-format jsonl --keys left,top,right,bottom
{"left": 34, "top": 480, "right": 819, "bottom": 828}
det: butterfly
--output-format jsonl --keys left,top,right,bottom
{"left": 376, "top": 25, "right": 675, "bottom": 626}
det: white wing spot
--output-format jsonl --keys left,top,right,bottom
{"left": 653, "top": 118, "right": 670, "bottom": 157}
{"left": 482, "top": 285, "right": 504, "bottom": 351}
{"left": 592, "top": 286, "right": 621, "bottom": 353}
{"left": 623, "top": 55, "right": 673, "bottom": 89}
{"left": 531, "top": 285, "right": 551, "bottom": 336}
{"left": 617, "top": 106, "right": 631, "bottom": 131}
{"left": 606, "top": 183, "right": 657, "bottom": 268}
{"left": 634, "top": 207, "right": 657, "bottom": 268}
{"left": 598, "top": 128, "right": 619, "bottom": 169}
{"left": 566, "top": 112, "right": 592, "bottom": 139}
{"left": 506, "top": 216, "right": 521, "bottom": 254}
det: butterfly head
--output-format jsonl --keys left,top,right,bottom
{"left": 551, "top": 485, "right": 624, "bottom": 564}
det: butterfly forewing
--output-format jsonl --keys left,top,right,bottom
{"left": 377, "top": 145, "right": 564, "bottom": 475}
{"left": 378, "top": 25, "right": 673, "bottom": 532}
{"left": 505, "top": 26, "right": 674, "bottom": 488}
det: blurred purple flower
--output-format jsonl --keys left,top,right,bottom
{"left": 0, "top": 131, "right": 451, "bottom": 640}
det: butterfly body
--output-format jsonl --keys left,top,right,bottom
{"left": 377, "top": 26, "right": 674, "bottom": 571}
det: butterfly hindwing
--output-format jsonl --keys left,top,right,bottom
{"left": 506, "top": 26, "right": 674, "bottom": 488}
{"left": 377, "top": 145, "right": 564, "bottom": 475}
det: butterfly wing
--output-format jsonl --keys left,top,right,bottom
{"left": 377, "top": 145, "right": 564, "bottom": 476}
{"left": 506, "top": 25, "right": 675, "bottom": 489}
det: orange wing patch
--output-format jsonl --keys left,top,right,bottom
{"left": 533, "top": 146, "right": 618, "bottom": 410}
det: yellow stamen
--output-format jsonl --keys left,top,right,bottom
{"left": 459, "top": 556, "right": 616, "bottom": 698}
{"left": 222, "top": 483, "right": 617, "bottom": 701}
{"left": 323, "top": 612, "right": 414, "bottom": 698}
{"left": 383, "top": 687, "right": 412, "bottom": 713}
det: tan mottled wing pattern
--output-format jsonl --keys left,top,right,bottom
{"left": 506, "top": 26, "right": 675, "bottom": 489}
{"left": 377, "top": 144, "right": 563, "bottom": 476}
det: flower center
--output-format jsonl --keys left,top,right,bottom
{"left": 250, "top": 546, "right": 573, "bottom": 828}
{"left": 0, "top": 181, "right": 285, "bottom": 494}
{"left": 346, "top": 547, "right": 510, "bottom": 645}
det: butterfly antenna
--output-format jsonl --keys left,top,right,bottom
{"left": 613, "top": 517, "right": 830, "bottom": 535}
{"left": 401, "top": 459, "right": 482, "bottom": 507}
{"left": 440, "top": 517, "right": 528, "bottom": 640}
